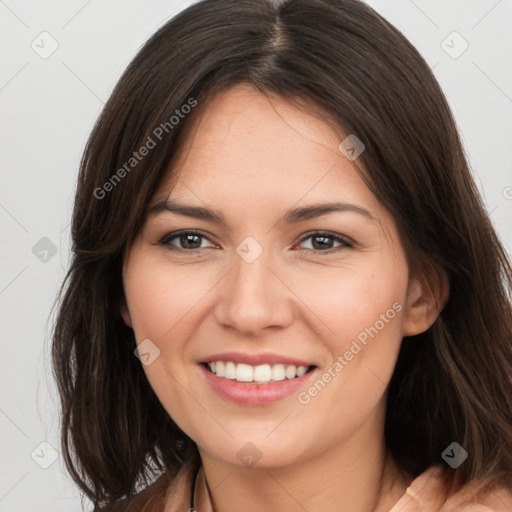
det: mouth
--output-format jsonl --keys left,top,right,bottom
{"left": 201, "top": 361, "right": 317, "bottom": 384}
{"left": 198, "top": 356, "right": 319, "bottom": 406}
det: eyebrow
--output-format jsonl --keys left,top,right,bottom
{"left": 149, "top": 199, "right": 376, "bottom": 226}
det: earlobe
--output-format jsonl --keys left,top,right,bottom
{"left": 402, "top": 267, "right": 449, "bottom": 337}
{"left": 120, "top": 302, "right": 133, "bottom": 328}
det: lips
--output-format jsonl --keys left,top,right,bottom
{"left": 198, "top": 351, "right": 318, "bottom": 405}
{"left": 199, "top": 351, "right": 315, "bottom": 367}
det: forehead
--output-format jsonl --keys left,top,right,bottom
{"left": 153, "top": 84, "right": 380, "bottom": 222}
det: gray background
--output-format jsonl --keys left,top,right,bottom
{"left": 1, "top": 0, "right": 511, "bottom": 510}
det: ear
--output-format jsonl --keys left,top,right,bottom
{"left": 402, "top": 266, "right": 449, "bottom": 336}
{"left": 120, "top": 298, "right": 133, "bottom": 328}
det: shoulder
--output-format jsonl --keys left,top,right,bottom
{"left": 441, "top": 472, "right": 512, "bottom": 512}
{"left": 390, "top": 465, "right": 512, "bottom": 512}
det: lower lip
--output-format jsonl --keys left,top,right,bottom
{"left": 200, "top": 364, "right": 317, "bottom": 406}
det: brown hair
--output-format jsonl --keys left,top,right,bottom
{"left": 51, "top": 0, "right": 512, "bottom": 509}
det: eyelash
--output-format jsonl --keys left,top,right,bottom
{"left": 157, "top": 230, "right": 353, "bottom": 255}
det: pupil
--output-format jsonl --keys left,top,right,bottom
{"left": 182, "top": 234, "right": 200, "bottom": 249}
{"left": 313, "top": 235, "right": 331, "bottom": 250}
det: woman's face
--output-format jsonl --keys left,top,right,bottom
{"left": 122, "top": 83, "right": 432, "bottom": 470}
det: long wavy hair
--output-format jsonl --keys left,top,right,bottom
{"left": 51, "top": 0, "right": 512, "bottom": 509}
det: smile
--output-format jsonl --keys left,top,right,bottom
{"left": 204, "top": 361, "right": 312, "bottom": 383}
{"left": 199, "top": 353, "right": 318, "bottom": 406}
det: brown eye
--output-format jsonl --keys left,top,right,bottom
{"left": 158, "top": 230, "right": 215, "bottom": 251}
{"left": 297, "top": 232, "right": 353, "bottom": 254}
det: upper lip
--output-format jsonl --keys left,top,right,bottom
{"left": 199, "top": 351, "right": 316, "bottom": 367}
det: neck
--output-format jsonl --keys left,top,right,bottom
{"left": 197, "top": 406, "right": 411, "bottom": 512}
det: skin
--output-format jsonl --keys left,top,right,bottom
{"left": 121, "top": 83, "right": 448, "bottom": 512}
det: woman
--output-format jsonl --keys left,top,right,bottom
{"left": 52, "top": 0, "right": 512, "bottom": 510}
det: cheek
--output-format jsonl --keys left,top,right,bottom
{"left": 124, "top": 259, "right": 212, "bottom": 342}
{"left": 123, "top": 260, "right": 202, "bottom": 430}
{"left": 291, "top": 281, "right": 405, "bottom": 446}
{"left": 287, "top": 259, "right": 406, "bottom": 345}
{"left": 287, "top": 257, "right": 407, "bottom": 409}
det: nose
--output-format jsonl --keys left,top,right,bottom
{"left": 213, "top": 241, "right": 295, "bottom": 336}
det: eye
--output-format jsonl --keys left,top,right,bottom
{"left": 157, "top": 230, "right": 353, "bottom": 254}
{"left": 158, "top": 230, "right": 216, "bottom": 251}
{"left": 296, "top": 231, "right": 353, "bottom": 254}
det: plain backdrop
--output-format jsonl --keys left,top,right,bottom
{"left": 1, "top": 1, "right": 511, "bottom": 510}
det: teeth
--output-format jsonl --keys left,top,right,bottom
{"left": 236, "top": 363, "right": 254, "bottom": 382}
{"left": 296, "top": 365, "right": 307, "bottom": 377}
{"left": 207, "top": 361, "right": 310, "bottom": 383}
{"left": 224, "top": 361, "right": 236, "bottom": 379}
{"left": 254, "top": 364, "right": 272, "bottom": 382}
{"left": 285, "top": 365, "right": 296, "bottom": 379}
{"left": 271, "top": 364, "right": 286, "bottom": 381}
